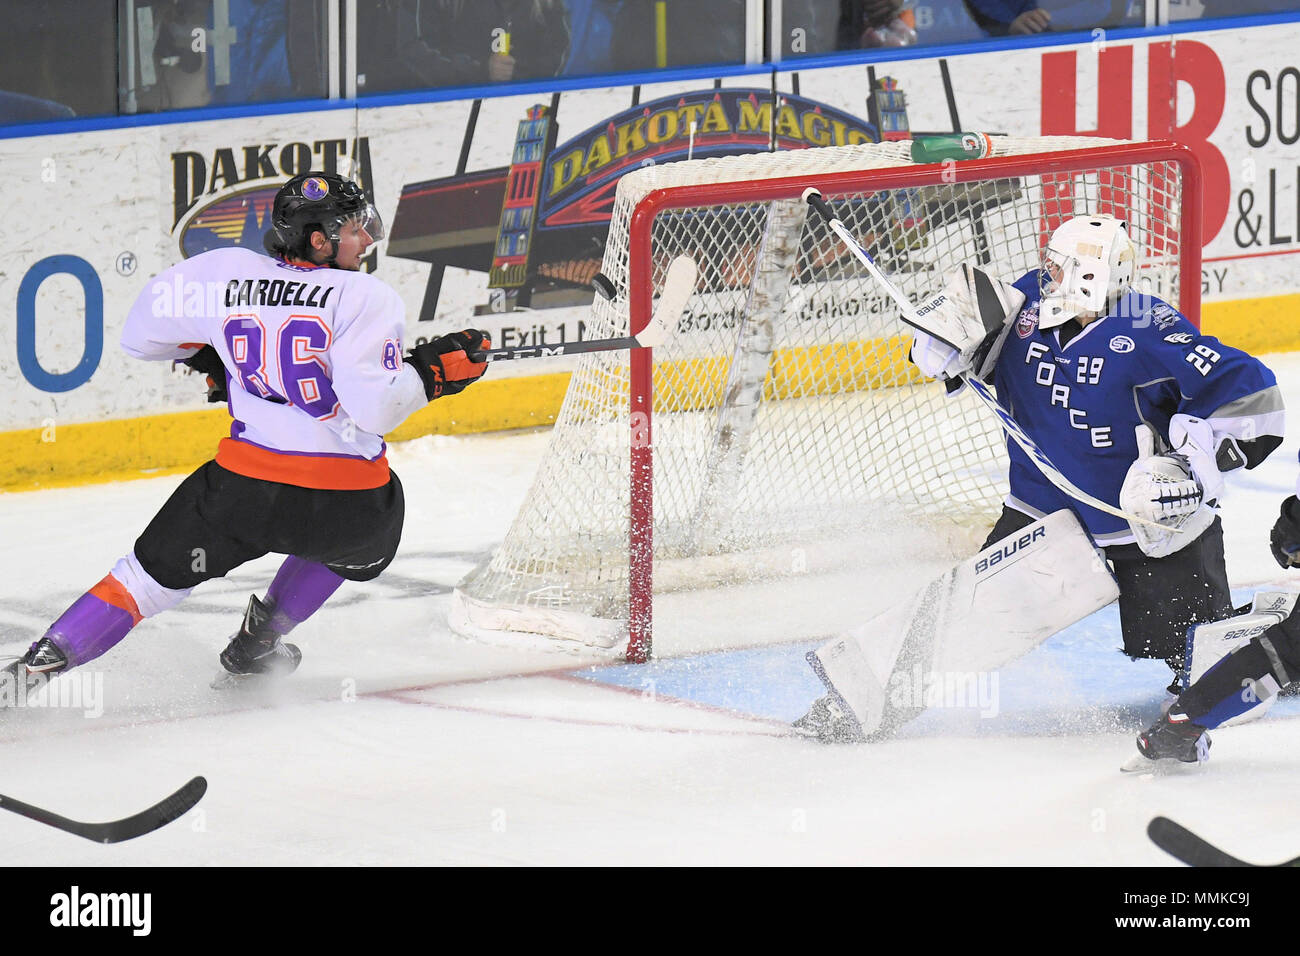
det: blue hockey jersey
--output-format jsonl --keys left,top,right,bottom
{"left": 992, "top": 273, "right": 1284, "bottom": 545}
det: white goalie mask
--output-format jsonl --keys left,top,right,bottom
{"left": 1038, "top": 215, "right": 1136, "bottom": 328}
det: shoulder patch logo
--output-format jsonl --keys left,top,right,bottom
{"left": 1148, "top": 303, "right": 1180, "bottom": 330}
{"left": 1016, "top": 306, "right": 1039, "bottom": 339}
{"left": 1163, "top": 331, "right": 1194, "bottom": 344}
{"left": 1109, "top": 335, "right": 1136, "bottom": 353}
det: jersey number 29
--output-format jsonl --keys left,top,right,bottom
{"left": 1185, "top": 344, "right": 1221, "bottom": 377}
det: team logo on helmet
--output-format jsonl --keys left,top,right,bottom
{"left": 302, "top": 177, "right": 330, "bottom": 201}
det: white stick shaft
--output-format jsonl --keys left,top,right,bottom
{"left": 825, "top": 217, "right": 925, "bottom": 330}
{"left": 480, "top": 256, "right": 696, "bottom": 361}
{"left": 962, "top": 375, "right": 1163, "bottom": 527}
{"left": 804, "top": 188, "right": 1165, "bottom": 531}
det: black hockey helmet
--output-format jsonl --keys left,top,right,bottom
{"left": 263, "top": 172, "right": 384, "bottom": 263}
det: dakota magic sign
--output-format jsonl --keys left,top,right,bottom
{"left": 386, "top": 88, "right": 883, "bottom": 320}
{"left": 544, "top": 89, "right": 878, "bottom": 225}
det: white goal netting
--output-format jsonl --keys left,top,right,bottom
{"left": 452, "top": 136, "right": 1188, "bottom": 653}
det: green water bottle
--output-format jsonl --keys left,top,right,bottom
{"left": 909, "top": 132, "right": 993, "bottom": 164}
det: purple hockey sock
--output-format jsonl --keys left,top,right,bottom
{"left": 264, "top": 556, "right": 345, "bottom": 634}
{"left": 43, "top": 591, "right": 138, "bottom": 669}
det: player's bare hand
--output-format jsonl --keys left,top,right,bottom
{"left": 488, "top": 53, "right": 516, "bottom": 82}
{"left": 1008, "top": 8, "right": 1052, "bottom": 33}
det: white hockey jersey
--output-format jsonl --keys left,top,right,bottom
{"left": 122, "top": 247, "right": 427, "bottom": 490}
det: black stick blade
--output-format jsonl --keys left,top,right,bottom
{"left": 1147, "top": 817, "right": 1251, "bottom": 867}
{"left": 97, "top": 775, "right": 208, "bottom": 844}
{"left": 0, "top": 775, "right": 207, "bottom": 844}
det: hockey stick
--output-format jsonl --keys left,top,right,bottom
{"left": 479, "top": 256, "right": 698, "bottom": 362}
{"left": 1148, "top": 816, "right": 1300, "bottom": 867}
{"left": 803, "top": 187, "right": 1164, "bottom": 529}
{"left": 0, "top": 775, "right": 206, "bottom": 844}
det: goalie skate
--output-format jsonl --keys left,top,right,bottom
{"left": 791, "top": 694, "right": 867, "bottom": 744}
{"left": 1121, "top": 712, "right": 1211, "bottom": 773}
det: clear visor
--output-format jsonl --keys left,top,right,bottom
{"left": 331, "top": 203, "right": 385, "bottom": 243}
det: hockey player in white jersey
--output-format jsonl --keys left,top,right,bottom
{"left": 796, "top": 214, "right": 1284, "bottom": 743}
{"left": 5, "top": 172, "right": 490, "bottom": 690}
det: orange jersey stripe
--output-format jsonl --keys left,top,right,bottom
{"left": 215, "top": 438, "right": 391, "bottom": 490}
{"left": 89, "top": 574, "right": 144, "bottom": 625}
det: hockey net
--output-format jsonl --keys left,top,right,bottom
{"left": 451, "top": 136, "right": 1200, "bottom": 660}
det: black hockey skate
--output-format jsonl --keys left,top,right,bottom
{"left": 1, "top": 638, "right": 68, "bottom": 704}
{"left": 214, "top": 595, "right": 301, "bottom": 686}
{"left": 792, "top": 694, "right": 867, "bottom": 744}
{"left": 1121, "top": 712, "right": 1210, "bottom": 772}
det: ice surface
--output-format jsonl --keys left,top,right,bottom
{"left": 2, "top": 358, "right": 1300, "bottom": 866}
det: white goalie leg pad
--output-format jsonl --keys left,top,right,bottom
{"left": 1184, "top": 591, "right": 1298, "bottom": 727}
{"left": 806, "top": 510, "right": 1120, "bottom": 736}
{"left": 910, "top": 263, "right": 1025, "bottom": 378}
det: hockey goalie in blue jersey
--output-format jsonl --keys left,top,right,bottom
{"left": 794, "top": 213, "right": 1285, "bottom": 744}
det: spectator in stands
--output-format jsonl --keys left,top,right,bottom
{"left": 838, "top": 0, "right": 918, "bottom": 48}
{"left": 962, "top": 0, "right": 1052, "bottom": 34}
{"left": 208, "top": 0, "right": 294, "bottom": 105}
{"left": 559, "top": 0, "right": 626, "bottom": 75}
{"left": 598, "top": 0, "right": 746, "bottom": 70}
{"left": 390, "top": 0, "right": 569, "bottom": 89}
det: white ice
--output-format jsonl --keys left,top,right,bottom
{"left": 3, "top": 356, "right": 1300, "bottom": 866}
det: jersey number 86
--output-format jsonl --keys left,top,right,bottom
{"left": 223, "top": 314, "right": 341, "bottom": 420}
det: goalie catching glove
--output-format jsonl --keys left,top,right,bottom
{"left": 407, "top": 329, "right": 490, "bottom": 400}
{"left": 1119, "top": 416, "right": 1226, "bottom": 558}
{"left": 908, "top": 263, "right": 1026, "bottom": 383}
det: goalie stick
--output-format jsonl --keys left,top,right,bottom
{"left": 478, "top": 256, "right": 697, "bottom": 362}
{"left": 0, "top": 775, "right": 206, "bottom": 844}
{"left": 803, "top": 187, "right": 1166, "bottom": 530}
{"left": 1148, "top": 816, "right": 1300, "bottom": 867}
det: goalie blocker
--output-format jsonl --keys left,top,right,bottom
{"left": 802, "top": 510, "right": 1119, "bottom": 740}
{"left": 908, "top": 263, "right": 1025, "bottom": 383}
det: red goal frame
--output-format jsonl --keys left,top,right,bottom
{"left": 621, "top": 140, "right": 1204, "bottom": 663}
